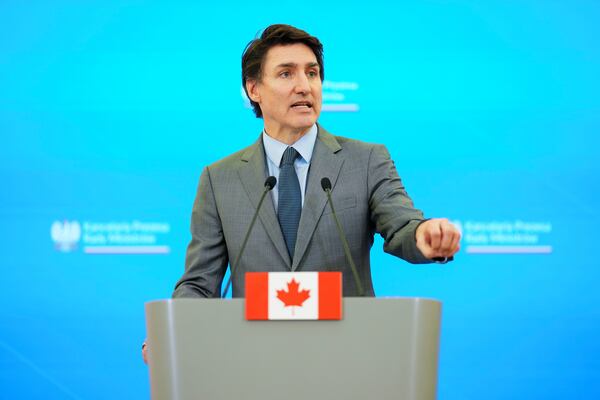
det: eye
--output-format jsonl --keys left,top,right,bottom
{"left": 279, "top": 71, "right": 291, "bottom": 78}
{"left": 307, "top": 70, "right": 318, "bottom": 78}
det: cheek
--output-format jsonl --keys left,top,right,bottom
{"left": 313, "top": 87, "right": 323, "bottom": 103}
{"left": 314, "top": 92, "right": 323, "bottom": 109}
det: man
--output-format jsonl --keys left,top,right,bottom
{"left": 172, "top": 24, "right": 460, "bottom": 298}
{"left": 143, "top": 23, "right": 460, "bottom": 363}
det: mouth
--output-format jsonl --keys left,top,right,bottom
{"left": 290, "top": 101, "right": 313, "bottom": 110}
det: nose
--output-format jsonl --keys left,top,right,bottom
{"left": 294, "top": 73, "right": 311, "bottom": 94}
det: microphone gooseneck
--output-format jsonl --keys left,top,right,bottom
{"left": 321, "top": 177, "right": 365, "bottom": 296}
{"left": 221, "top": 176, "right": 277, "bottom": 298}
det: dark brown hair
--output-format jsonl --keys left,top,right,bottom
{"left": 241, "top": 24, "right": 324, "bottom": 118}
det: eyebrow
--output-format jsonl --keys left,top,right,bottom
{"left": 276, "top": 62, "right": 320, "bottom": 69}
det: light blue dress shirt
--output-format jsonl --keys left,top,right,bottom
{"left": 262, "top": 124, "right": 318, "bottom": 211}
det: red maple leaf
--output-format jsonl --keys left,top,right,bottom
{"left": 276, "top": 278, "right": 310, "bottom": 307}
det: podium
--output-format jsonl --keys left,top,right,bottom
{"left": 145, "top": 298, "right": 441, "bottom": 400}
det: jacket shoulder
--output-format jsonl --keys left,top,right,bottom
{"left": 325, "top": 133, "right": 389, "bottom": 163}
{"left": 204, "top": 141, "right": 260, "bottom": 173}
{"left": 335, "top": 135, "right": 384, "bottom": 151}
{"left": 318, "top": 126, "right": 386, "bottom": 154}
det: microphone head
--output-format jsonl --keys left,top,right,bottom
{"left": 265, "top": 176, "right": 277, "bottom": 190}
{"left": 321, "top": 177, "right": 332, "bottom": 191}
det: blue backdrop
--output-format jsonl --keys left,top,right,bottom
{"left": 1, "top": 1, "right": 598, "bottom": 398}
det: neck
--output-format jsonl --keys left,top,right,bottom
{"left": 263, "top": 124, "right": 312, "bottom": 145}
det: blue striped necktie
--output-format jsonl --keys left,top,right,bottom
{"left": 278, "top": 147, "right": 301, "bottom": 259}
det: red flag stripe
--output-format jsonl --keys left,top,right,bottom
{"left": 245, "top": 272, "right": 269, "bottom": 320}
{"left": 318, "top": 272, "right": 342, "bottom": 319}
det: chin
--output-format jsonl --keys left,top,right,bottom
{"left": 292, "top": 116, "right": 317, "bottom": 129}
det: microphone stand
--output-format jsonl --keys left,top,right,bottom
{"left": 221, "top": 177, "right": 276, "bottom": 298}
{"left": 321, "top": 178, "right": 365, "bottom": 296}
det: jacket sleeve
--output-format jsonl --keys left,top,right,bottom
{"left": 367, "top": 144, "right": 432, "bottom": 264}
{"left": 172, "top": 167, "right": 229, "bottom": 298}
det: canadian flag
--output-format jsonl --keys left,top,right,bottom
{"left": 245, "top": 272, "right": 342, "bottom": 320}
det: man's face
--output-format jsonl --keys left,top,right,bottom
{"left": 246, "top": 43, "right": 323, "bottom": 136}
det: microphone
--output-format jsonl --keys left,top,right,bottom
{"left": 221, "top": 176, "right": 277, "bottom": 297}
{"left": 320, "top": 177, "right": 365, "bottom": 296}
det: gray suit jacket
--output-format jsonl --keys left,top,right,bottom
{"left": 173, "top": 126, "right": 431, "bottom": 298}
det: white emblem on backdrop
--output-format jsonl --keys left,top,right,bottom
{"left": 50, "top": 220, "right": 171, "bottom": 254}
{"left": 51, "top": 220, "right": 82, "bottom": 252}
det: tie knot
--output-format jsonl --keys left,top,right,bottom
{"left": 280, "top": 147, "right": 299, "bottom": 167}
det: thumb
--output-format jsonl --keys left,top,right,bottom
{"left": 416, "top": 229, "right": 434, "bottom": 258}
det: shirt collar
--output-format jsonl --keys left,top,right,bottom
{"left": 262, "top": 124, "right": 318, "bottom": 166}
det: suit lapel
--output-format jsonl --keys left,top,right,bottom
{"left": 238, "top": 138, "right": 292, "bottom": 269}
{"left": 292, "top": 127, "right": 344, "bottom": 270}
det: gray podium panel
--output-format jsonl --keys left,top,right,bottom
{"left": 145, "top": 298, "right": 441, "bottom": 400}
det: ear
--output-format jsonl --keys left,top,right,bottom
{"left": 245, "top": 79, "right": 261, "bottom": 103}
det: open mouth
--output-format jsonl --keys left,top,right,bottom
{"left": 290, "top": 101, "right": 313, "bottom": 109}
